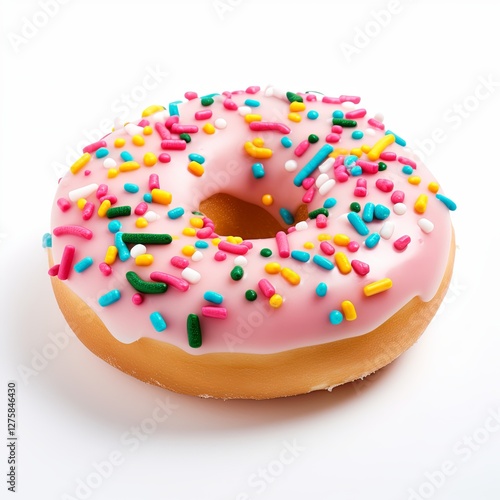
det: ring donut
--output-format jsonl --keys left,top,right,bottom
{"left": 46, "top": 85, "right": 457, "bottom": 399}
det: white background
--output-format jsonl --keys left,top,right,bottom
{"left": 1, "top": 0, "right": 500, "bottom": 499}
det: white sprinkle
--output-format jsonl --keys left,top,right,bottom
{"left": 144, "top": 211, "right": 160, "bottom": 222}
{"left": 318, "top": 157, "right": 334, "bottom": 173}
{"left": 295, "top": 221, "right": 308, "bottom": 231}
{"left": 238, "top": 106, "right": 252, "bottom": 116}
{"left": 380, "top": 221, "right": 395, "bottom": 240}
{"left": 234, "top": 256, "right": 248, "bottom": 267}
{"left": 284, "top": 159, "right": 298, "bottom": 172}
{"left": 393, "top": 203, "right": 407, "bottom": 215}
{"left": 192, "top": 251, "right": 204, "bottom": 262}
{"left": 68, "top": 183, "right": 99, "bottom": 202}
{"left": 214, "top": 118, "right": 227, "bottom": 129}
{"left": 365, "top": 128, "right": 376, "bottom": 136}
{"left": 103, "top": 158, "right": 117, "bottom": 169}
{"left": 181, "top": 267, "right": 201, "bottom": 284}
{"left": 374, "top": 112, "right": 384, "bottom": 122}
{"left": 130, "top": 244, "right": 147, "bottom": 258}
{"left": 341, "top": 101, "right": 356, "bottom": 110}
{"left": 125, "top": 123, "right": 143, "bottom": 136}
{"left": 315, "top": 173, "right": 329, "bottom": 188}
{"left": 319, "top": 179, "right": 336, "bottom": 196}
{"left": 418, "top": 218, "right": 434, "bottom": 233}
{"left": 264, "top": 86, "right": 274, "bottom": 97}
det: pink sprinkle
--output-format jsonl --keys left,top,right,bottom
{"left": 149, "top": 174, "right": 160, "bottom": 190}
{"left": 340, "top": 95, "right": 361, "bottom": 104}
{"left": 352, "top": 260, "right": 370, "bottom": 276}
{"left": 331, "top": 125, "right": 343, "bottom": 134}
{"left": 171, "top": 256, "right": 189, "bottom": 269}
{"left": 218, "top": 241, "right": 248, "bottom": 255}
{"left": 53, "top": 225, "right": 93, "bottom": 240}
{"left": 48, "top": 264, "right": 60, "bottom": 276}
{"left": 326, "top": 133, "right": 341, "bottom": 144}
{"left": 171, "top": 123, "right": 199, "bottom": 134}
{"left": 316, "top": 214, "right": 327, "bottom": 229}
{"left": 150, "top": 272, "right": 190, "bottom": 292}
{"left": 287, "top": 227, "right": 297, "bottom": 234}
{"left": 305, "top": 94, "right": 317, "bottom": 102}
{"left": 57, "top": 198, "right": 71, "bottom": 212}
{"left": 223, "top": 99, "right": 238, "bottom": 111}
{"left": 345, "top": 108, "right": 367, "bottom": 119}
{"left": 241, "top": 240, "right": 253, "bottom": 249}
{"left": 354, "top": 186, "right": 367, "bottom": 197}
{"left": 197, "top": 227, "right": 213, "bottom": 239}
{"left": 302, "top": 177, "right": 315, "bottom": 189}
{"left": 96, "top": 184, "right": 108, "bottom": 200}
{"left": 158, "top": 153, "right": 171, "bottom": 163}
{"left": 138, "top": 119, "right": 149, "bottom": 127}
{"left": 320, "top": 241, "right": 335, "bottom": 256}
{"left": 294, "top": 140, "right": 310, "bottom": 157}
{"left": 357, "top": 160, "right": 379, "bottom": 174}
{"left": 391, "top": 190, "right": 405, "bottom": 204}
{"left": 276, "top": 231, "right": 290, "bottom": 258}
{"left": 322, "top": 96, "right": 342, "bottom": 104}
{"left": 202, "top": 306, "right": 228, "bottom": 319}
{"left": 161, "top": 139, "right": 186, "bottom": 151}
{"left": 82, "top": 140, "right": 106, "bottom": 154}
{"left": 367, "top": 118, "right": 385, "bottom": 130}
{"left": 184, "top": 91, "right": 198, "bottom": 100}
{"left": 214, "top": 251, "right": 227, "bottom": 261}
{"left": 57, "top": 245, "right": 75, "bottom": 280}
{"left": 250, "top": 122, "right": 291, "bottom": 134}
{"left": 82, "top": 202, "right": 95, "bottom": 220}
{"left": 231, "top": 90, "right": 244, "bottom": 95}
{"left": 357, "top": 178, "right": 367, "bottom": 188}
{"left": 245, "top": 85, "right": 260, "bottom": 94}
{"left": 259, "top": 279, "right": 275, "bottom": 298}
{"left": 398, "top": 156, "right": 417, "bottom": 169}
{"left": 195, "top": 110, "right": 212, "bottom": 120}
{"left": 333, "top": 156, "right": 344, "bottom": 168}
{"left": 99, "top": 262, "right": 112, "bottom": 276}
{"left": 394, "top": 235, "right": 411, "bottom": 251}
{"left": 347, "top": 241, "right": 360, "bottom": 252}
{"left": 134, "top": 202, "right": 148, "bottom": 216}
{"left": 334, "top": 165, "right": 349, "bottom": 183}
{"left": 99, "top": 195, "right": 117, "bottom": 205}
{"left": 132, "top": 293, "right": 143, "bottom": 305}
{"left": 165, "top": 116, "right": 179, "bottom": 129}
{"left": 375, "top": 179, "right": 394, "bottom": 193}
{"left": 155, "top": 122, "right": 171, "bottom": 140}
{"left": 84, "top": 170, "right": 91, "bottom": 176}
{"left": 380, "top": 151, "right": 397, "bottom": 161}
{"left": 302, "top": 186, "right": 316, "bottom": 203}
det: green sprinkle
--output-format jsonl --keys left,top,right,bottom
{"left": 378, "top": 162, "right": 387, "bottom": 171}
{"left": 350, "top": 202, "right": 361, "bottom": 213}
{"left": 245, "top": 290, "right": 257, "bottom": 301}
{"left": 106, "top": 206, "right": 132, "bottom": 218}
{"left": 230, "top": 266, "right": 244, "bottom": 281}
{"left": 121, "top": 233, "right": 172, "bottom": 245}
{"left": 179, "top": 133, "right": 191, "bottom": 143}
{"left": 201, "top": 97, "right": 214, "bottom": 106}
{"left": 286, "top": 91, "right": 303, "bottom": 103}
{"left": 308, "top": 208, "right": 329, "bottom": 219}
{"left": 192, "top": 211, "right": 204, "bottom": 216}
{"left": 260, "top": 248, "right": 272, "bottom": 257}
{"left": 332, "top": 118, "right": 357, "bottom": 127}
{"left": 308, "top": 134, "right": 319, "bottom": 144}
{"left": 126, "top": 271, "right": 168, "bottom": 294}
{"left": 187, "top": 314, "right": 202, "bottom": 348}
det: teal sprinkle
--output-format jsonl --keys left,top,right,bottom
{"left": 329, "top": 310, "right": 343, "bottom": 325}
{"left": 74, "top": 256, "right": 93, "bottom": 273}
{"left": 195, "top": 241, "right": 209, "bottom": 249}
{"left": 402, "top": 165, "right": 413, "bottom": 175}
{"left": 167, "top": 207, "right": 185, "bottom": 220}
{"left": 291, "top": 250, "right": 310, "bottom": 263}
{"left": 352, "top": 130, "right": 363, "bottom": 140}
{"left": 124, "top": 183, "right": 139, "bottom": 193}
{"left": 344, "top": 155, "right": 358, "bottom": 166}
{"left": 332, "top": 110, "right": 344, "bottom": 119}
{"left": 150, "top": 311, "right": 167, "bottom": 332}
{"left": 168, "top": 101, "right": 181, "bottom": 116}
{"left": 374, "top": 204, "right": 390, "bottom": 220}
{"left": 351, "top": 166, "right": 362, "bottom": 176}
{"left": 203, "top": 291, "right": 223, "bottom": 304}
{"left": 42, "top": 233, "right": 52, "bottom": 248}
{"left": 323, "top": 198, "right": 337, "bottom": 209}
{"left": 436, "top": 194, "right": 457, "bottom": 211}
{"left": 281, "top": 137, "right": 292, "bottom": 148}
{"left": 362, "top": 203, "right": 375, "bottom": 223}
{"left": 244, "top": 99, "right": 260, "bottom": 107}
{"left": 316, "top": 282, "right": 328, "bottom": 298}
{"left": 279, "top": 208, "right": 294, "bottom": 225}
{"left": 252, "top": 162, "right": 265, "bottom": 179}
{"left": 96, "top": 148, "right": 109, "bottom": 158}
{"left": 108, "top": 220, "right": 122, "bottom": 233}
{"left": 188, "top": 153, "right": 205, "bottom": 164}
{"left": 143, "top": 193, "right": 153, "bottom": 203}
{"left": 386, "top": 130, "right": 406, "bottom": 146}
{"left": 307, "top": 110, "right": 319, "bottom": 120}
{"left": 365, "top": 233, "right": 381, "bottom": 249}
{"left": 98, "top": 289, "right": 121, "bottom": 307}
{"left": 120, "top": 151, "right": 133, "bottom": 162}
{"left": 313, "top": 255, "right": 334, "bottom": 271}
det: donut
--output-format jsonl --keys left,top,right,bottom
{"left": 46, "top": 85, "right": 457, "bottom": 399}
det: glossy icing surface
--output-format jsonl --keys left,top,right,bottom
{"left": 49, "top": 86, "right": 455, "bottom": 354}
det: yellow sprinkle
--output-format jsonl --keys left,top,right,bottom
{"left": 151, "top": 188, "right": 172, "bottom": 205}
{"left": 142, "top": 104, "right": 165, "bottom": 117}
{"left": 77, "top": 198, "right": 87, "bottom": 210}
{"left": 333, "top": 234, "right": 350, "bottom": 246}
{"left": 363, "top": 278, "right": 393, "bottom": 297}
{"left": 281, "top": 267, "right": 301, "bottom": 286}
{"left": 227, "top": 236, "right": 243, "bottom": 244}
{"left": 182, "top": 245, "right": 196, "bottom": 257}
{"left": 183, "top": 227, "right": 196, "bottom": 236}
{"left": 408, "top": 176, "right": 421, "bottom": 185}
{"left": 269, "top": 294, "right": 283, "bottom": 308}
{"left": 114, "top": 138, "right": 126, "bottom": 148}
{"left": 143, "top": 152, "right": 157, "bottom": 167}
{"left": 188, "top": 161, "right": 205, "bottom": 177}
{"left": 265, "top": 262, "right": 281, "bottom": 274}
{"left": 119, "top": 161, "right": 140, "bottom": 172}
{"left": 107, "top": 168, "right": 119, "bottom": 178}
{"left": 262, "top": 194, "right": 274, "bottom": 206}
{"left": 203, "top": 123, "right": 215, "bottom": 134}
{"left": 361, "top": 144, "right": 372, "bottom": 154}
{"left": 104, "top": 246, "right": 118, "bottom": 265}
{"left": 414, "top": 194, "right": 428, "bottom": 214}
{"left": 244, "top": 141, "right": 273, "bottom": 159}
{"left": 288, "top": 112, "right": 302, "bottom": 123}
{"left": 317, "top": 233, "right": 331, "bottom": 241}
{"left": 252, "top": 138, "right": 265, "bottom": 147}
{"left": 211, "top": 237, "right": 221, "bottom": 246}
{"left": 244, "top": 114, "right": 262, "bottom": 123}
{"left": 143, "top": 126, "right": 153, "bottom": 136}
{"left": 428, "top": 182, "right": 439, "bottom": 193}
{"left": 70, "top": 153, "right": 91, "bottom": 175}
{"left": 304, "top": 242, "right": 315, "bottom": 249}
{"left": 289, "top": 101, "right": 306, "bottom": 112}
{"left": 135, "top": 254, "right": 154, "bottom": 266}
{"left": 135, "top": 217, "right": 148, "bottom": 228}
{"left": 98, "top": 199, "right": 111, "bottom": 217}
{"left": 190, "top": 217, "right": 204, "bottom": 228}
{"left": 341, "top": 300, "right": 357, "bottom": 321}
{"left": 334, "top": 252, "right": 352, "bottom": 274}
{"left": 132, "top": 135, "right": 145, "bottom": 146}
{"left": 368, "top": 134, "right": 395, "bottom": 161}
{"left": 350, "top": 148, "right": 363, "bottom": 158}
{"left": 331, "top": 148, "right": 349, "bottom": 158}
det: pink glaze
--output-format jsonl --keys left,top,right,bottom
{"left": 49, "top": 86, "right": 454, "bottom": 355}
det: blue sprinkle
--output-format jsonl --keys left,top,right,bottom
{"left": 150, "top": 311, "right": 167, "bottom": 332}
{"left": 352, "top": 130, "right": 364, "bottom": 140}
{"left": 98, "top": 289, "right": 121, "bottom": 307}
{"left": 114, "top": 232, "right": 130, "bottom": 261}
{"left": 436, "top": 194, "right": 457, "bottom": 211}
{"left": 168, "top": 101, "right": 182, "bottom": 116}
{"left": 374, "top": 204, "right": 390, "bottom": 220}
{"left": 195, "top": 241, "right": 209, "bottom": 249}
{"left": 143, "top": 193, "right": 153, "bottom": 203}
{"left": 108, "top": 220, "right": 122, "bottom": 233}
{"left": 316, "top": 282, "right": 328, "bottom": 297}
{"left": 347, "top": 212, "right": 369, "bottom": 236}
{"left": 291, "top": 250, "right": 310, "bottom": 263}
{"left": 344, "top": 155, "right": 358, "bottom": 166}
{"left": 42, "top": 233, "right": 52, "bottom": 248}
{"left": 329, "top": 310, "right": 343, "bottom": 325}
{"left": 74, "top": 256, "right": 93, "bottom": 273}
{"left": 252, "top": 162, "right": 265, "bottom": 179}
{"left": 188, "top": 153, "right": 205, "bottom": 164}
{"left": 365, "top": 233, "right": 381, "bottom": 249}
{"left": 332, "top": 110, "right": 344, "bottom": 119}
{"left": 120, "top": 151, "right": 133, "bottom": 162}
{"left": 244, "top": 99, "right": 260, "bottom": 107}
{"left": 402, "top": 165, "right": 413, "bottom": 175}
{"left": 293, "top": 144, "right": 334, "bottom": 187}
{"left": 281, "top": 137, "right": 293, "bottom": 148}
{"left": 124, "top": 183, "right": 139, "bottom": 193}
{"left": 313, "top": 254, "right": 335, "bottom": 271}
{"left": 362, "top": 203, "right": 375, "bottom": 223}
{"left": 323, "top": 198, "right": 337, "bottom": 209}
{"left": 386, "top": 130, "right": 406, "bottom": 147}
{"left": 96, "top": 148, "right": 109, "bottom": 158}
{"left": 202, "top": 93, "right": 219, "bottom": 100}
{"left": 351, "top": 166, "right": 362, "bottom": 176}
{"left": 203, "top": 290, "right": 223, "bottom": 304}
{"left": 167, "top": 207, "right": 185, "bottom": 219}
{"left": 279, "top": 208, "right": 294, "bottom": 225}
{"left": 307, "top": 110, "right": 319, "bottom": 120}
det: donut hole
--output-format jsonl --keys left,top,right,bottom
{"left": 199, "top": 193, "right": 308, "bottom": 240}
